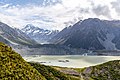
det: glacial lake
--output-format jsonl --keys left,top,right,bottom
{"left": 23, "top": 55, "right": 120, "bottom": 68}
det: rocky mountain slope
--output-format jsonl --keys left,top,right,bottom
{"left": 51, "top": 18, "right": 120, "bottom": 50}
{"left": 21, "top": 24, "right": 59, "bottom": 44}
{"left": 0, "top": 22, "right": 37, "bottom": 46}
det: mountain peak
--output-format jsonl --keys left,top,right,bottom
{"left": 51, "top": 18, "right": 120, "bottom": 50}
{"left": 82, "top": 18, "right": 102, "bottom": 25}
{"left": 21, "top": 24, "right": 59, "bottom": 43}
{"left": 24, "top": 24, "right": 36, "bottom": 30}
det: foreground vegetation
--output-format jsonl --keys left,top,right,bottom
{"left": 30, "top": 62, "right": 79, "bottom": 80}
{"left": 0, "top": 42, "right": 45, "bottom": 80}
{"left": 0, "top": 42, "right": 120, "bottom": 80}
{"left": 81, "top": 60, "right": 120, "bottom": 80}
{"left": 30, "top": 60, "right": 120, "bottom": 80}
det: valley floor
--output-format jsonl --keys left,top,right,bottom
{"left": 30, "top": 60, "right": 120, "bottom": 80}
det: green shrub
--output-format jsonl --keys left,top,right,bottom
{"left": 0, "top": 42, "right": 46, "bottom": 80}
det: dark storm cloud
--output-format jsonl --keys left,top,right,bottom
{"left": 92, "top": 5, "right": 111, "bottom": 18}
{"left": 111, "top": 0, "right": 120, "bottom": 15}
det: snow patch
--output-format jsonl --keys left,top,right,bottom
{"left": 33, "top": 30, "right": 40, "bottom": 33}
{"left": 1, "top": 35, "right": 18, "bottom": 45}
{"left": 26, "top": 29, "right": 33, "bottom": 34}
{"left": 0, "top": 31, "right": 4, "bottom": 34}
{"left": 46, "top": 31, "right": 52, "bottom": 35}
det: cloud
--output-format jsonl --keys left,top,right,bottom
{"left": 92, "top": 5, "right": 111, "bottom": 18}
{"left": 0, "top": 2, "right": 85, "bottom": 30}
{"left": 0, "top": 0, "right": 119, "bottom": 30}
{"left": 111, "top": 0, "right": 120, "bottom": 15}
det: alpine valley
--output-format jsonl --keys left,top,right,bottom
{"left": 1, "top": 0, "right": 120, "bottom": 80}
{"left": 0, "top": 17, "right": 120, "bottom": 80}
{"left": 0, "top": 42, "right": 120, "bottom": 80}
{"left": 1, "top": 18, "right": 120, "bottom": 56}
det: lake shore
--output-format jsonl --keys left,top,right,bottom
{"left": 23, "top": 55, "right": 120, "bottom": 68}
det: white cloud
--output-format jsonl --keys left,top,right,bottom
{"left": 0, "top": 0, "right": 119, "bottom": 30}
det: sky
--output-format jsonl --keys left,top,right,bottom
{"left": 0, "top": 0, "right": 120, "bottom": 30}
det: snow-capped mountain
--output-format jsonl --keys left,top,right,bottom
{"left": 0, "top": 22, "right": 37, "bottom": 46}
{"left": 51, "top": 18, "right": 120, "bottom": 50}
{"left": 21, "top": 24, "right": 59, "bottom": 44}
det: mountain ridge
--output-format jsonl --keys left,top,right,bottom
{"left": 51, "top": 18, "right": 120, "bottom": 50}
{"left": 0, "top": 22, "right": 38, "bottom": 46}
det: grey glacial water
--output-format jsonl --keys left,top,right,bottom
{"left": 23, "top": 55, "right": 120, "bottom": 68}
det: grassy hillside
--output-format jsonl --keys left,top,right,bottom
{"left": 81, "top": 60, "right": 120, "bottom": 80}
{"left": 29, "top": 62, "right": 80, "bottom": 80}
{"left": 52, "top": 60, "right": 120, "bottom": 80}
{"left": 0, "top": 42, "right": 45, "bottom": 80}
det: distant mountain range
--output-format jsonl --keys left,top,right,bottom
{"left": 1, "top": 18, "right": 120, "bottom": 51}
{"left": 0, "top": 22, "right": 86, "bottom": 56}
{"left": 0, "top": 22, "right": 37, "bottom": 46}
{"left": 21, "top": 24, "right": 59, "bottom": 44}
{"left": 51, "top": 18, "right": 120, "bottom": 50}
